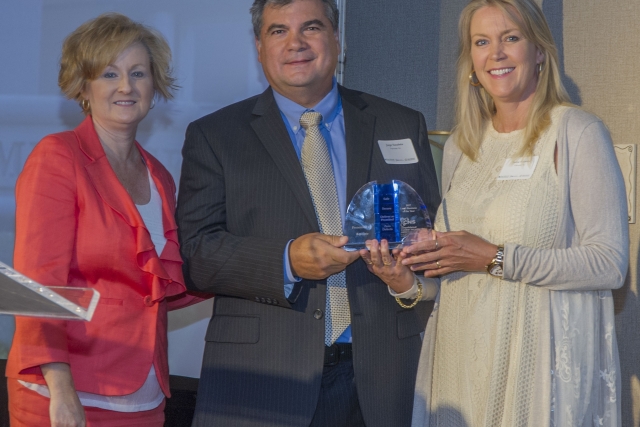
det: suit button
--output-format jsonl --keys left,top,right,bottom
{"left": 266, "top": 298, "right": 272, "bottom": 304}
{"left": 313, "top": 309, "right": 323, "bottom": 320}
{"left": 273, "top": 299, "right": 279, "bottom": 305}
{"left": 261, "top": 297, "right": 266, "bottom": 303}
{"left": 143, "top": 295, "right": 153, "bottom": 307}
{"left": 255, "top": 297, "right": 260, "bottom": 302}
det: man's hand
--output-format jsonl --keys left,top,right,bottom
{"left": 289, "top": 233, "right": 360, "bottom": 280}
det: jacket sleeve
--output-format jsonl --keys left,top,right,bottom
{"left": 503, "top": 117, "right": 629, "bottom": 290}
{"left": 10, "top": 135, "right": 78, "bottom": 376}
{"left": 166, "top": 292, "right": 211, "bottom": 311}
{"left": 175, "top": 121, "right": 293, "bottom": 307}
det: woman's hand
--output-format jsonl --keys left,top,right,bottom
{"left": 402, "top": 230, "right": 498, "bottom": 278}
{"left": 41, "top": 362, "right": 86, "bottom": 427}
{"left": 359, "top": 239, "right": 416, "bottom": 293}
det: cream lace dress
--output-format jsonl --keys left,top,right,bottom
{"left": 413, "top": 106, "right": 625, "bottom": 427}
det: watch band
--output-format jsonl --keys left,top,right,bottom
{"left": 486, "top": 245, "right": 504, "bottom": 277}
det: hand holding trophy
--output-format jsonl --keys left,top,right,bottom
{"left": 347, "top": 180, "right": 436, "bottom": 293}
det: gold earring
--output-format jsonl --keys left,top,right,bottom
{"left": 469, "top": 70, "right": 482, "bottom": 87}
{"left": 537, "top": 62, "right": 544, "bottom": 73}
{"left": 81, "top": 99, "right": 90, "bottom": 111}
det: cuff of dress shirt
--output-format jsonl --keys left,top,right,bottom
{"left": 284, "top": 239, "right": 302, "bottom": 298}
{"left": 387, "top": 275, "right": 440, "bottom": 301}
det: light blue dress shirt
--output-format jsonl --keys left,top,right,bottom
{"left": 273, "top": 79, "right": 352, "bottom": 343}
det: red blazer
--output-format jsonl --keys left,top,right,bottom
{"left": 6, "top": 116, "right": 203, "bottom": 396}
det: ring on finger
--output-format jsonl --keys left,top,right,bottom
{"left": 365, "top": 258, "right": 373, "bottom": 265}
{"left": 383, "top": 259, "right": 392, "bottom": 266}
{"left": 436, "top": 260, "right": 442, "bottom": 269}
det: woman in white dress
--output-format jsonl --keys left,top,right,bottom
{"left": 389, "top": 0, "right": 628, "bottom": 426}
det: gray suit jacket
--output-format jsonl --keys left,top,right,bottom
{"left": 176, "top": 86, "right": 440, "bottom": 427}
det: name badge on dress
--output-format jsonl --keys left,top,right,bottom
{"left": 497, "top": 156, "right": 539, "bottom": 180}
{"left": 378, "top": 139, "right": 419, "bottom": 164}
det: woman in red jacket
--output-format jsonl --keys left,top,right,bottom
{"left": 6, "top": 13, "right": 205, "bottom": 427}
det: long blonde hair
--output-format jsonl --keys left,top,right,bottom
{"left": 454, "top": 0, "right": 570, "bottom": 160}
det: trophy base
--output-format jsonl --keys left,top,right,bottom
{"left": 343, "top": 240, "right": 405, "bottom": 251}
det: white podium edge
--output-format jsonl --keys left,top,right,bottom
{"left": 0, "top": 262, "right": 100, "bottom": 321}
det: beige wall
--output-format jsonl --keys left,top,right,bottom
{"left": 562, "top": 1, "right": 640, "bottom": 424}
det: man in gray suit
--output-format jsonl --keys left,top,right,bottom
{"left": 176, "top": 0, "right": 440, "bottom": 425}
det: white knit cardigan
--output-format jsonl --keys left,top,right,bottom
{"left": 412, "top": 107, "right": 629, "bottom": 427}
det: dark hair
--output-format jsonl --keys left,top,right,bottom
{"left": 250, "top": 0, "right": 339, "bottom": 39}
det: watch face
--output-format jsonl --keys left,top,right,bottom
{"left": 489, "top": 264, "right": 503, "bottom": 277}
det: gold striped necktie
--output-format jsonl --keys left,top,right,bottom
{"left": 299, "top": 111, "right": 350, "bottom": 346}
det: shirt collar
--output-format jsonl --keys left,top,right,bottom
{"left": 272, "top": 78, "right": 341, "bottom": 134}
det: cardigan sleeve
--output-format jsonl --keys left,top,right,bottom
{"left": 503, "top": 115, "right": 629, "bottom": 291}
{"left": 10, "top": 135, "right": 79, "bottom": 375}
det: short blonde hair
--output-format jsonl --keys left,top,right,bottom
{"left": 59, "top": 13, "right": 177, "bottom": 113}
{"left": 454, "top": 0, "right": 570, "bottom": 160}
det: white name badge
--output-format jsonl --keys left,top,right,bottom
{"left": 378, "top": 139, "right": 419, "bottom": 164}
{"left": 497, "top": 156, "right": 539, "bottom": 180}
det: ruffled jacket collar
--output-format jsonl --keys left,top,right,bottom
{"left": 75, "top": 115, "right": 186, "bottom": 302}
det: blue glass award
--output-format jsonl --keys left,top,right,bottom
{"left": 343, "top": 180, "right": 432, "bottom": 250}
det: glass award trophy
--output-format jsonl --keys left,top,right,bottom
{"left": 344, "top": 180, "right": 432, "bottom": 250}
{"left": 0, "top": 262, "right": 100, "bottom": 321}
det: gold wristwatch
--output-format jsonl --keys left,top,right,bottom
{"left": 486, "top": 245, "right": 504, "bottom": 277}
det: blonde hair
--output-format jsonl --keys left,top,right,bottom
{"left": 454, "top": 0, "right": 570, "bottom": 160}
{"left": 58, "top": 13, "right": 177, "bottom": 113}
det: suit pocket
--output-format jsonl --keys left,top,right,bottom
{"left": 99, "top": 297, "right": 124, "bottom": 306}
{"left": 78, "top": 296, "right": 123, "bottom": 307}
{"left": 396, "top": 310, "right": 425, "bottom": 339}
{"left": 205, "top": 315, "right": 260, "bottom": 344}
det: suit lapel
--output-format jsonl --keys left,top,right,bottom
{"left": 76, "top": 117, "right": 147, "bottom": 231}
{"left": 339, "top": 86, "right": 376, "bottom": 202}
{"left": 139, "top": 146, "right": 181, "bottom": 247}
{"left": 249, "top": 87, "right": 376, "bottom": 230}
{"left": 75, "top": 117, "right": 179, "bottom": 288}
{"left": 250, "top": 88, "right": 319, "bottom": 231}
